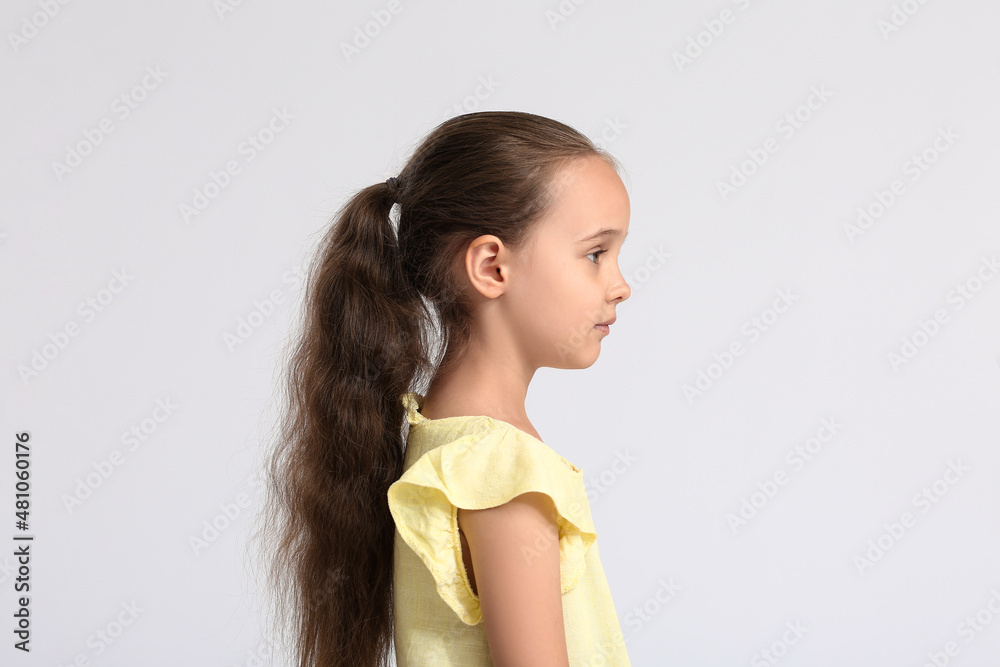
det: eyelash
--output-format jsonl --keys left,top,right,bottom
{"left": 587, "top": 249, "right": 608, "bottom": 264}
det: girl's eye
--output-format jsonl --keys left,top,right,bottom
{"left": 587, "top": 249, "right": 607, "bottom": 264}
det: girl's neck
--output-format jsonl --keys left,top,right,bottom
{"left": 421, "top": 365, "right": 541, "bottom": 441}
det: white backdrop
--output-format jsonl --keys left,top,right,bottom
{"left": 2, "top": 1, "right": 999, "bottom": 665}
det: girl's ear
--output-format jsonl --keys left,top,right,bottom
{"left": 463, "top": 234, "right": 508, "bottom": 299}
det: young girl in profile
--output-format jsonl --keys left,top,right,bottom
{"left": 256, "top": 111, "right": 633, "bottom": 666}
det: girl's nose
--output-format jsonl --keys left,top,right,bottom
{"left": 610, "top": 271, "right": 631, "bottom": 303}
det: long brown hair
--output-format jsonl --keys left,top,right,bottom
{"left": 250, "top": 111, "right": 621, "bottom": 666}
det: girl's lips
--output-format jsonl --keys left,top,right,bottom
{"left": 595, "top": 324, "right": 610, "bottom": 335}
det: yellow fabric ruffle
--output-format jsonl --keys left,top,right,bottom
{"left": 388, "top": 392, "right": 597, "bottom": 625}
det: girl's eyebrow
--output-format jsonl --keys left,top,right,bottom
{"left": 577, "top": 227, "right": 628, "bottom": 244}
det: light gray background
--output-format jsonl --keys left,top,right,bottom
{"left": 2, "top": 1, "right": 999, "bottom": 665}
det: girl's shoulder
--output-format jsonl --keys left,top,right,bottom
{"left": 390, "top": 393, "right": 599, "bottom": 625}
{"left": 401, "top": 391, "right": 582, "bottom": 476}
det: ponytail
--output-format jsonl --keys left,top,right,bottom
{"left": 254, "top": 179, "right": 434, "bottom": 666}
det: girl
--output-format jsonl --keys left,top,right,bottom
{"left": 255, "top": 111, "right": 632, "bottom": 666}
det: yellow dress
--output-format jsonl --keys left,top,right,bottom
{"left": 387, "top": 391, "right": 631, "bottom": 666}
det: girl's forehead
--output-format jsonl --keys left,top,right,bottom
{"left": 538, "top": 160, "right": 629, "bottom": 236}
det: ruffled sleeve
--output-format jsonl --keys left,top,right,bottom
{"left": 387, "top": 421, "right": 597, "bottom": 625}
